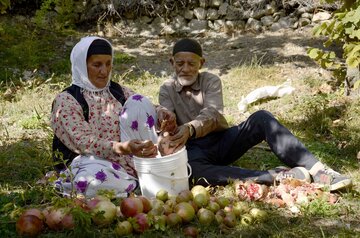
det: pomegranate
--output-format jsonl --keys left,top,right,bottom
{"left": 120, "top": 197, "right": 143, "bottom": 218}
{"left": 163, "top": 204, "right": 173, "bottom": 216}
{"left": 193, "top": 193, "right": 209, "bottom": 208}
{"left": 138, "top": 196, "right": 152, "bottom": 213}
{"left": 91, "top": 200, "right": 117, "bottom": 226}
{"left": 197, "top": 208, "right": 215, "bottom": 226}
{"left": 60, "top": 213, "right": 75, "bottom": 230}
{"left": 183, "top": 226, "right": 199, "bottom": 238}
{"left": 133, "top": 213, "right": 150, "bottom": 233}
{"left": 153, "top": 214, "right": 167, "bottom": 231}
{"left": 43, "top": 207, "right": 65, "bottom": 230}
{"left": 16, "top": 214, "right": 44, "bottom": 237}
{"left": 165, "top": 196, "right": 177, "bottom": 209}
{"left": 156, "top": 189, "right": 169, "bottom": 202}
{"left": 22, "top": 208, "right": 44, "bottom": 220}
{"left": 232, "top": 201, "right": 250, "bottom": 217}
{"left": 148, "top": 199, "right": 165, "bottom": 216}
{"left": 115, "top": 220, "right": 133, "bottom": 236}
{"left": 223, "top": 212, "right": 237, "bottom": 228}
{"left": 206, "top": 201, "right": 220, "bottom": 213}
{"left": 176, "top": 190, "right": 193, "bottom": 203}
{"left": 188, "top": 200, "right": 199, "bottom": 213}
{"left": 174, "top": 202, "right": 195, "bottom": 223}
{"left": 166, "top": 213, "right": 182, "bottom": 227}
{"left": 216, "top": 196, "right": 230, "bottom": 208}
{"left": 191, "top": 185, "right": 209, "bottom": 199}
{"left": 241, "top": 214, "right": 253, "bottom": 226}
{"left": 249, "top": 208, "right": 267, "bottom": 220}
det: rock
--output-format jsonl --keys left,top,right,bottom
{"left": 298, "top": 17, "right": 311, "bottom": 27}
{"left": 199, "top": 0, "right": 207, "bottom": 8}
{"left": 261, "top": 15, "right": 274, "bottom": 27}
{"left": 312, "top": 11, "right": 332, "bottom": 23}
{"left": 301, "top": 12, "right": 313, "bottom": 20}
{"left": 270, "top": 16, "right": 296, "bottom": 31}
{"left": 226, "top": 20, "right": 245, "bottom": 31}
{"left": 245, "top": 18, "right": 263, "bottom": 32}
{"left": 207, "top": 8, "right": 219, "bottom": 20}
{"left": 211, "top": 19, "right": 226, "bottom": 31}
{"left": 171, "top": 15, "right": 187, "bottom": 31}
{"left": 140, "top": 16, "right": 153, "bottom": 24}
{"left": 184, "top": 9, "right": 194, "bottom": 20}
{"left": 209, "top": 0, "right": 223, "bottom": 8}
{"left": 273, "top": 10, "right": 286, "bottom": 22}
{"left": 226, "top": 6, "right": 244, "bottom": 20}
{"left": 193, "top": 7, "right": 207, "bottom": 20}
{"left": 296, "top": 6, "right": 314, "bottom": 16}
{"left": 188, "top": 19, "right": 208, "bottom": 34}
{"left": 218, "top": 2, "right": 228, "bottom": 16}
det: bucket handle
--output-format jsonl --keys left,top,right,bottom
{"left": 146, "top": 163, "right": 192, "bottom": 180}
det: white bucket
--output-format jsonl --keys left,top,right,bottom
{"left": 133, "top": 147, "right": 192, "bottom": 198}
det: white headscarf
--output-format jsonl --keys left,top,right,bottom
{"left": 70, "top": 36, "right": 113, "bottom": 92}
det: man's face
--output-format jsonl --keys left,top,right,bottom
{"left": 170, "top": 52, "right": 204, "bottom": 86}
{"left": 86, "top": 54, "right": 112, "bottom": 88}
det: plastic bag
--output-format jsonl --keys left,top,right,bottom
{"left": 237, "top": 82, "right": 295, "bottom": 113}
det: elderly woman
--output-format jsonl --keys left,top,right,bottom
{"left": 51, "top": 36, "right": 176, "bottom": 198}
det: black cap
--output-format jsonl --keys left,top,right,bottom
{"left": 86, "top": 39, "right": 112, "bottom": 59}
{"left": 172, "top": 38, "right": 202, "bottom": 57}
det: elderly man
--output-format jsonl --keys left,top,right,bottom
{"left": 158, "top": 38, "right": 352, "bottom": 191}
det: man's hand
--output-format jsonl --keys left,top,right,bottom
{"left": 158, "top": 125, "right": 190, "bottom": 155}
{"left": 157, "top": 108, "right": 177, "bottom": 134}
{"left": 113, "top": 140, "right": 158, "bottom": 158}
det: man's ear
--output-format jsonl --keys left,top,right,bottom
{"left": 169, "top": 57, "right": 174, "bottom": 65}
{"left": 199, "top": 57, "right": 205, "bottom": 69}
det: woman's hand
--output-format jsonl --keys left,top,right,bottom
{"left": 113, "top": 140, "right": 158, "bottom": 158}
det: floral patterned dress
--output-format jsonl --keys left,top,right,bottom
{"left": 51, "top": 87, "right": 159, "bottom": 198}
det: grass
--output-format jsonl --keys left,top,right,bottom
{"left": 0, "top": 17, "right": 360, "bottom": 237}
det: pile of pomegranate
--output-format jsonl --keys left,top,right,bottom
{"left": 16, "top": 181, "right": 336, "bottom": 237}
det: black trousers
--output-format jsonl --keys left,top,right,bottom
{"left": 186, "top": 110, "right": 319, "bottom": 185}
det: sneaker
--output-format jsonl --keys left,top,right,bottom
{"left": 312, "top": 168, "right": 352, "bottom": 191}
{"left": 270, "top": 166, "right": 311, "bottom": 183}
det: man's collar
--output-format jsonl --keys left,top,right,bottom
{"left": 174, "top": 74, "right": 201, "bottom": 92}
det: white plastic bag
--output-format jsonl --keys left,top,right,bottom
{"left": 237, "top": 82, "right": 295, "bottom": 113}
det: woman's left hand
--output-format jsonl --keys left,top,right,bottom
{"left": 113, "top": 140, "right": 157, "bottom": 158}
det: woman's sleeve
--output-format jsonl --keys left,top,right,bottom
{"left": 50, "top": 92, "right": 116, "bottom": 159}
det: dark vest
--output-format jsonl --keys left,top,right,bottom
{"left": 52, "top": 81, "right": 126, "bottom": 172}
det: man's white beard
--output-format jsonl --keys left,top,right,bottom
{"left": 178, "top": 76, "right": 197, "bottom": 86}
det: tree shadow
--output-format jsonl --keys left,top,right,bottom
{"left": 109, "top": 28, "right": 342, "bottom": 78}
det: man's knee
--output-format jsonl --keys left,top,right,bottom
{"left": 250, "top": 110, "right": 275, "bottom": 122}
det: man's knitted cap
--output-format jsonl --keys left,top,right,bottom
{"left": 86, "top": 39, "right": 112, "bottom": 58}
{"left": 172, "top": 38, "right": 202, "bottom": 57}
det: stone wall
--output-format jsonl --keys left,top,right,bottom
{"left": 76, "top": 0, "right": 335, "bottom": 37}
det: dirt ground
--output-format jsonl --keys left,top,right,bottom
{"left": 113, "top": 26, "right": 334, "bottom": 82}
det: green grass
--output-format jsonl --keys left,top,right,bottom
{"left": 1, "top": 17, "right": 360, "bottom": 238}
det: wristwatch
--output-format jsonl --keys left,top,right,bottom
{"left": 187, "top": 123, "right": 195, "bottom": 139}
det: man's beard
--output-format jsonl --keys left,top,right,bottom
{"left": 178, "top": 76, "right": 197, "bottom": 86}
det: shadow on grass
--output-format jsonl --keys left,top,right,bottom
{"left": 0, "top": 138, "right": 53, "bottom": 186}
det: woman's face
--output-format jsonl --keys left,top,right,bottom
{"left": 86, "top": 54, "right": 112, "bottom": 89}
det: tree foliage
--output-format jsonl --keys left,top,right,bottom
{"left": 308, "top": 0, "right": 360, "bottom": 89}
{"left": 0, "top": 0, "right": 10, "bottom": 14}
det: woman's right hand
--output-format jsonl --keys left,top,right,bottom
{"left": 113, "top": 140, "right": 158, "bottom": 158}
